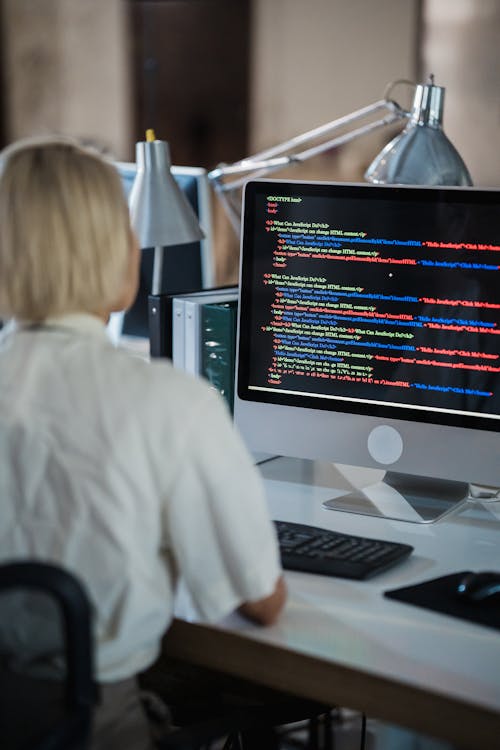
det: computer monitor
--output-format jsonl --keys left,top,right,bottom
{"left": 235, "top": 179, "right": 500, "bottom": 522}
{"left": 112, "top": 162, "right": 214, "bottom": 338}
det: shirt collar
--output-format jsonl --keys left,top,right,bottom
{"left": 13, "top": 313, "right": 111, "bottom": 341}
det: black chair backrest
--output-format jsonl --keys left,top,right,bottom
{"left": 0, "top": 561, "right": 97, "bottom": 750}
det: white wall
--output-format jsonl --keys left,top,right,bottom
{"left": 421, "top": 0, "right": 500, "bottom": 187}
{"left": 249, "top": 0, "right": 420, "bottom": 181}
{"left": 0, "top": 0, "right": 132, "bottom": 159}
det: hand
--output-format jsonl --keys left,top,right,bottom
{"left": 237, "top": 575, "right": 287, "bottom": 625}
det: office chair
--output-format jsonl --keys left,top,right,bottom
{"left": 0, "top": 561, "right": 332, "bottom": 750}
{"left": 0, "top": 561, "right": 97, "bottom": 750}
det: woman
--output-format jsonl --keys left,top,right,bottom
{"left": 0, "top": 136, "right": 286, "bottom": 749}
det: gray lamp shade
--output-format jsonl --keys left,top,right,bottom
{"left": 365, "top": 78, "right": 473, "bottom": 187}
{"left": 129, "top": 137, "right": 205, "bottom": 249}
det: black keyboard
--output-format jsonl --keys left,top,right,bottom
{"left": 274, "top": 520, "right": 413, "bottom": 580}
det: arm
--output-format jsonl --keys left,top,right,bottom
{"left": 238, "top": 575, "right": 287, "bottom": 625}
{"left": 163, "top": 380, "right": 285, "bottom": 625}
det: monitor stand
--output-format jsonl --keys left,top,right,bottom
{"left": 258, "top": 456, "right": 471, "bottom": 523}
{"left": 323, "top": 469, "right": 470, "bottom": 524}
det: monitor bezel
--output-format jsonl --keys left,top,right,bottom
{"left": 236, "top": 179, "right": 500, "bottom": 436}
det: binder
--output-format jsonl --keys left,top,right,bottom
{"left": 148, "top": 285, "right": 236, "bottom": 360}
{"left": 148, "top": 293, "right": 174, "bottom": 359}
{"left": 172, "top": 297, "right": 187, "bottom": 369}
{"left": 201, "top": 298, "right": 238, "bottom": 413}
{"left": 182, "top": 290, "right": 238, "bottom": 374}
{"left": 148, "top": 287, "right": 200, "bottom": 360}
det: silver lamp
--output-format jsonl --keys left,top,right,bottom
{"left": 129, "top": 129, "right": 204, "bottom": 295}
{"left": 208, "top": 76, "right": 472, "bottom": 235}
{"left": 365, "top": 75, "right": 472, "bottom": 186}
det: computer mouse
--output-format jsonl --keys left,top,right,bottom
{"left": 456, "top": 571, "right": 500, "bottom": 603}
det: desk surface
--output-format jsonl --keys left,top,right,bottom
{"left": 166, "top": 459, "right": 500, "bottom": 749}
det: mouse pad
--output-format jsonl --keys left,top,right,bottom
{"left": 384, "top": 572, "right": 500, "bottom": 632}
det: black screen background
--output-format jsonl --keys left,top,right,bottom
{"left": 238, "top": 181, "right": 500, "bottom": 432}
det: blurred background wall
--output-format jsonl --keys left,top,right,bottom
{"left": 0, "top": 0, "right": 498, "bottom": 282}
{"left": 0, "top": 0, "right": 132, "bottom": 159}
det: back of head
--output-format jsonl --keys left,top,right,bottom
{"left": 0, "top": 135, "right": 131, "bottom": 321}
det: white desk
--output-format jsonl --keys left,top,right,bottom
{"left": 166, "top": 459, "right": 500, "bottom": 749}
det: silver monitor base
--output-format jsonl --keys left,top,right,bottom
{"left": 323, "top": 470, "right": 470, "bottom": 524}
{"left": 258, "top": 456, "right": 472, "bottom": 524}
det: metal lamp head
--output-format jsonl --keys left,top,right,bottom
{"left": 129, "top": 131, "right": 204, "bottom": 249}
{"left": 364, "top": 76, "right": 473, "bottom": 186}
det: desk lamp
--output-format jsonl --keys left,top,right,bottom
{"left": 365, "top": 75, "right": 472, "bottom": 186}
{"left": 208, "top": 76, "right": 472, "bottom": 234}
{"left": 129, "top": 129, "right": 204, "bottom": 294}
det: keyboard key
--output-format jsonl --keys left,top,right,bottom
{"left": 274, "top": 520, "right": 413, "bottom": 580}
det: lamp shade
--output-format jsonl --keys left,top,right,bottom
{"left": 129, "top": 135, "right": 204, "bottom": 249}
{"left": 365, "top": 78, "right": 472, "bottom": 186}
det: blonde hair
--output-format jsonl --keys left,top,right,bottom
{"left": 0, "top": 135, "right": 131, "bottom": 320}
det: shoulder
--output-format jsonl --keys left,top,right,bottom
{"left": 101, "top": 342, "right": 227, "bottom": 427}
{"left": 113, "top": 345, "right": 215, "bottom": 397}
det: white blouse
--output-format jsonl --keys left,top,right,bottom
{"left": 0, "top": 314, "right": 281, "bottom": 681}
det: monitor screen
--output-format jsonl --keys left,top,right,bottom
{"left": 115, "top": 162, "right": 213, "bottom": 337}
{"left": 235, "top": 179, "right": 500, "bottom": 496}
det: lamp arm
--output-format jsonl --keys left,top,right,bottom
{"left": 215, "top": 109, "right": 406, "bottom": 194}
{"left": 234, "top": 98, "right": 402, "bottom": 163}
{"left": 208, "top": 98, "right": 407, "bottom": 191}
